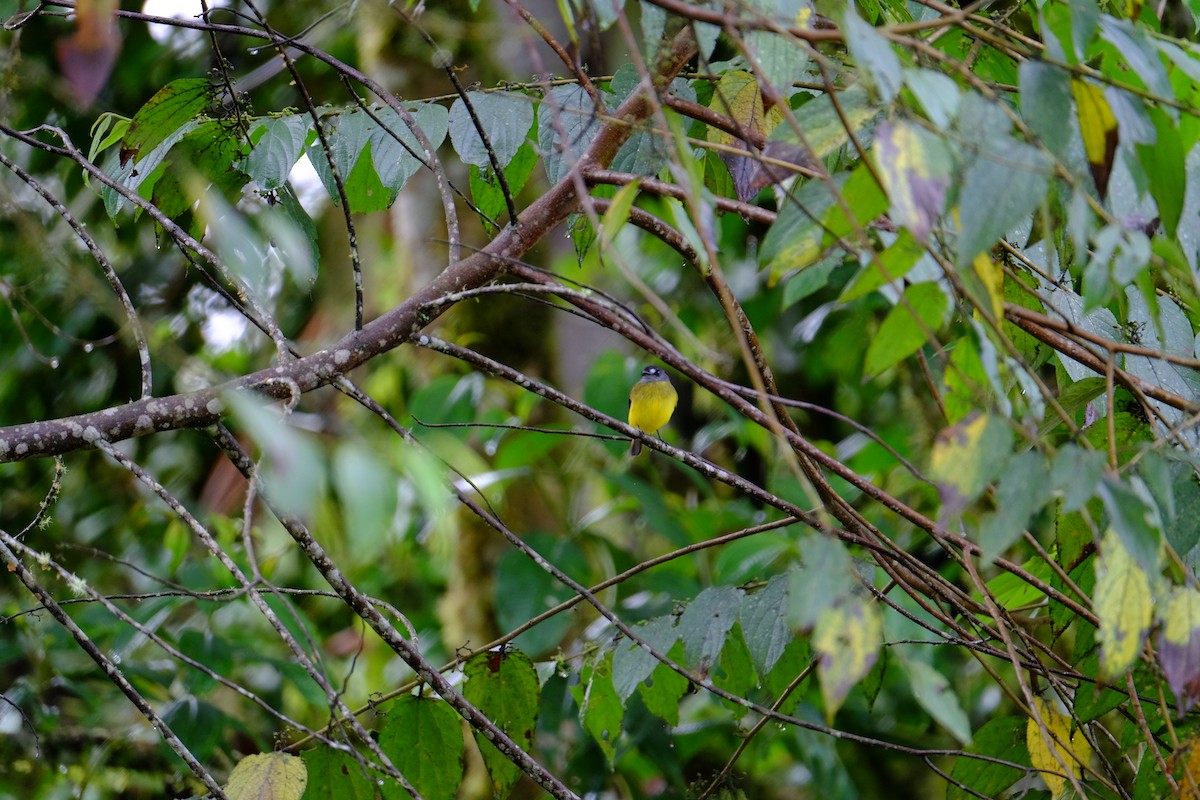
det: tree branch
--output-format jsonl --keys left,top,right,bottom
{"left": 0, "top": 26, "right": 700, "bottom": 464}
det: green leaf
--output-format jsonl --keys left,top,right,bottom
{"left": 1036, "top": 286, "right": 1118, "bottom": 379}
{"left": 368, "top": 103, "right": 450, "bottom": 205}
{"left": 538, "top": 83, "right": 607, "bottom": 184}
{"left": 840, "top": 229, "right": 926, "bottom": 302}
{"left": 678, "top": 585, "right": 742, "bottom": 673}
{"left": 903, "top": 67, "right": 961, "bottom": 128}
{"left": 768, "top": 84, "right": 879, "bottom": 160}
{"left": 101, "top": 119, "right": 196, "bottom": 216}
{"left": 789, "top": 534, "right": 854, "bottom": 632}
{"left": 378, "top": 695, "right": 465, "bottom": 800}
{"left": 225, "top": 393, "right": 326, "bottom": 524}
{"left": 301, "top": 747, "right": 376, "bottom": 800}
{"left": 1073, "top": 651, "right": 1128, "bottom": 721}
{"left": 1050, "top": 443, "right": 1105, "bottom": 513}
{"left": 738, "top": 573, "right": 791, "bottom": 676}
{"left": 245, "top": 115, "right": 309, "bottom": 191}
{"left": 1135, "top": 109, "right": 1185, "bottom": 236}
{"left": 956, "top": 136, "right": 1051, "bottom": 267}
{"left": 863, "top": 281, "right": 949, "bottom": 377}
{"left": 469, "top": 141, "right": 538, "bottom": 229}
{"left": 87, "top": 112, "right": 131, "bottom": 164}
{"left": 943, "top": 334, "right": 989, "bottom": 424}
{"left": 815, "top": 595, "right": 882, "bottom": 720}
{"left": 985, "top": 556, "right": 1052, "bottom": 613}
{"left": 598, "top": 177, "right": 642, "bottom": 253}
{"left": 978, "top": 450, "right": 1053, "bottom": 563}
{"left": 332, "top": 442, "right": 398, "bottom": 565}
{"left": 1097, "top": 474, "right": 1163, "bottom": 574}
{"left": 1123, "top": 287, "right": 1200, "bottom": 434}
{"left": 463, "top": 649, "right": 539, "bottom": 797}
{"left": 762, "top": 163, "right": 887, "bottom": 281}
{"left": 227, "top": 752, "right": 307, "bottom": 800}
{"left": 1019, "top": 60, "right": 1073, "bottom": 161}
{"left": 638, "top": 643, "right": 690, "bottom": 725}
{"left": 1098, "top": 17, "right": 1173, "bottom": 99}
{"left": 121, "top": 77, "right": 212, "bottom": 164}
{"left": 161, "top": 696, "right": 226, "bottom": 763}
{"left": 874, "top": 121, "right": 953, "bottom": 241}
{"left": 448, "top": 91, "right": 534, "bottom": 168}
{"left": 612, "top": 615, "right": 679, "bottom": 702}
{"left": 716, "top": 624, "right": 758, "bottom": 710}
{"left": 742, "top": 0, "right": 811, "bottom": 94}
{"left": 178, "top": 629, "right": 232, "bottom": 695}
{"left": 928, "top": 413, "right": 1013, "bottom": 517}
{"left": 575, "top": 653, "right": 624, "bottom": 765}
{"left": 1094, "top": 528, "right": 1154, "bottom": 677}
{"left": 781, "top": 256, "right": 838, "bottom": 307}
{"left": 947, "top": 716, "right": 1029, "bottom": 800}
{"left": 307, "top": 109, "right": 371, "bottom": 201}
{"left": 902, "top": 658, "right": 972, "bottom": 746}
{"left": 494, "top": 533, "right": 587, "bottom": 655}
{"left": 842, "top": 11, "right": 901, "bottom": 104}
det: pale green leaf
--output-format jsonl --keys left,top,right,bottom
{"left": 815, "top": 596, "right": 882, "bottom": 720}
{"left": 226, "top": 752, "right": 307, "bottom": 800}
{"left": 928, "top": 413, "right": 1013, "bottom": 516}
{"left": 789, "top": 534, "right": 854, "bottom": 631}
{"left": 226, "top": 393, "right": 326, "bottom": 523}
{"left": 332, "top": 443, "right": 397, "bottom": 565}
{"left": 842, "top": 12, "right": 901, "bottom": 104}
{"left": 245, "top": 115, "right": 309, "bottom": 191}
{"left": 903, "top": 659, "right": 972, "bottom": 746}
{"left": 1019, "top": 61, "right": 1072, "bottom": 161}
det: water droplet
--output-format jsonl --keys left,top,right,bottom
{"left": 49, "top": 358, "right": 60, "bottom": 369}
{"left": 83, "top": 343, "right": 94, "bottom": 353}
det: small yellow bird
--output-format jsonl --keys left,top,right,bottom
{"left": 627, "top": 366, "right": 678, "bottom": 456}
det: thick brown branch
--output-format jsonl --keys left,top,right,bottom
{"left": 0, "top": 28, "right": 699, "bottom": 464}
{"left": 1004, "top": 304, "right": 1200, "bottom": 415}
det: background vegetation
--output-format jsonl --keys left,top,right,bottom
{"left": 1, "top": 0, "right": 1199, "bottom": 797}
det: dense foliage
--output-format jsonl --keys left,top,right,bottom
{"left": 2, "top": 0, "right": 1200, "bottom": 797}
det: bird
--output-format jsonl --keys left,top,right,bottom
{"left": 627, "top": 366, "right": 678, "bottom": 456}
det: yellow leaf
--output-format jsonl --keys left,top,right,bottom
{"left": 1070, "top": 79, "right": 1118, "bottom": 196}
{"left": 927, "top": 413, "right": 1012, "bottom": 515}
{"left": 225, "top": 752, "right": 307, "bottom": 800}
{"left": 874, "top": 120, "right": 952, "bottom": 241}
{"left": 1094, "top": 528, "right": 1153, "bottom": 677}
{"left": 1026, "top": 698, "right": 1091, "bottom": 798}
{"left": 707, "top": 71, "right": 766, "bottom": 148}
{"left": 815, "top": 596, "right": 882, "bottom": 721}
{"left": 972, "top": 253, "right": 1004, "bottom": 322}
{"left": 1163, "top": 585, "right": 1200, "bottom": 645}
